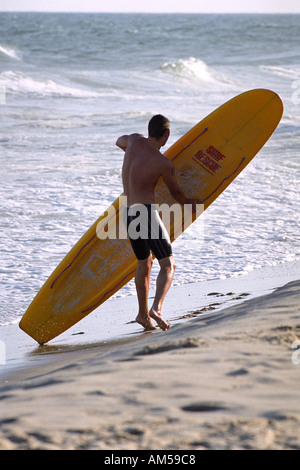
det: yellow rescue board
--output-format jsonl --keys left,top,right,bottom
{"left": 20, "top": 89, "right": 283, "bottom": 344}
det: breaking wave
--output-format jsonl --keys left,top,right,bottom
{"left": 160, "top": 57, "right": 230, "bottom": 84}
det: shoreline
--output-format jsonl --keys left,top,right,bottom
{"left": 1, "top": 260, "right": 300, "bottom": 380}
{"left": 0, "top": 267, "right": 299, "bottom": 449}
{"left": 0, "top": 259, "right": 299, "bottom": 377}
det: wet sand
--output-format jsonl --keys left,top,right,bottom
{"left": 0, "top": 278, "right": 299, "bottom": 450}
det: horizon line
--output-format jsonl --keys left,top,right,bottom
{"left": 0, "top": 10, "right": 299, "bottom": 14}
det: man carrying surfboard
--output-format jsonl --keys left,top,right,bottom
{"left": 116, "top": 115, "right": 199, "bottom": 332}
{"left": 20, "top": 91, "right": 283, "bottom": 345}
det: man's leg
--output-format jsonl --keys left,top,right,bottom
{"left": 135, "top": 255, "right": 156, "bottom": 330}
{"left": 149, "top": 256, "right": 175, "bottom": 331}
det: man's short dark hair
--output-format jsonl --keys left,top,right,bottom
{"left": 148, "top": 114, "right": 170, "bottom": 139}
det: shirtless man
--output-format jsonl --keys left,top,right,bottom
{"left": 116, "top": 114, "right": 198, "bottom": 331}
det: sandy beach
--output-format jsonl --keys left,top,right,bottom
{"left": 0, "top": 274, "right": 299, "bottom": 450}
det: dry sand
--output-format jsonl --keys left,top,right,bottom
{"left": 0, "top": 279, "right": 299, "bottom": 450}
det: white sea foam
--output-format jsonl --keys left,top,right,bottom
{"left": 0, "top": 44, "right": 21, "bottom": 61}
{"left": 1, "top": 70, "right": 100, "bottom": 98}
{"left": 260, "top": 65, "right": 300, "bottom": 80}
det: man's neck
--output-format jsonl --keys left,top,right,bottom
{"left": 147, "top": 137, "right": 161, "bottom": 150}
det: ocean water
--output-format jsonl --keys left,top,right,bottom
{"left": 0, "top": 13, "right": 299, "bottom": 327}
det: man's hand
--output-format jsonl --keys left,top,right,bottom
{"left": 162, "top": 161, "right": 202, "bottom": 212}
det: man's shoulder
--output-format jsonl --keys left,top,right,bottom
{"left": 152, "top": 152, "right": 173, "bottom": 175}
{"left": 159, "top": 153, "right": 173, "bottom": 167}
{"left": 129, "top": 133, "right": 145, "bottom": 142}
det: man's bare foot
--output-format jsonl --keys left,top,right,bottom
{"left": 135, "top": 313, "right": 157, "bottom": 331}
{"left": 149, "top": 308, "right": 170, "bottom": 331}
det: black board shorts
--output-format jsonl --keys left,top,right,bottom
{"left": 124, "top": 204, "right": 173, "bottom": 261}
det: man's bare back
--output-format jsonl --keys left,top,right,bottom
{"left": 121, "top": 134, "right": 174, "bottom": 206}
{"left": 117, "top": 133, "right": 196, "bottom": 208}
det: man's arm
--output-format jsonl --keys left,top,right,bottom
{"left": 162, "top": 160, "right": 200, "bottom": 211}
{"left": 116, "top": 133, "right": 144, "bottom": 152}
{"left": 116, "top": 135, "right": 129, "bottom": 152}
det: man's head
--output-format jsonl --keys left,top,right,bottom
{"left": 148, "top": 115, "right": 170, "bottom": 145}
